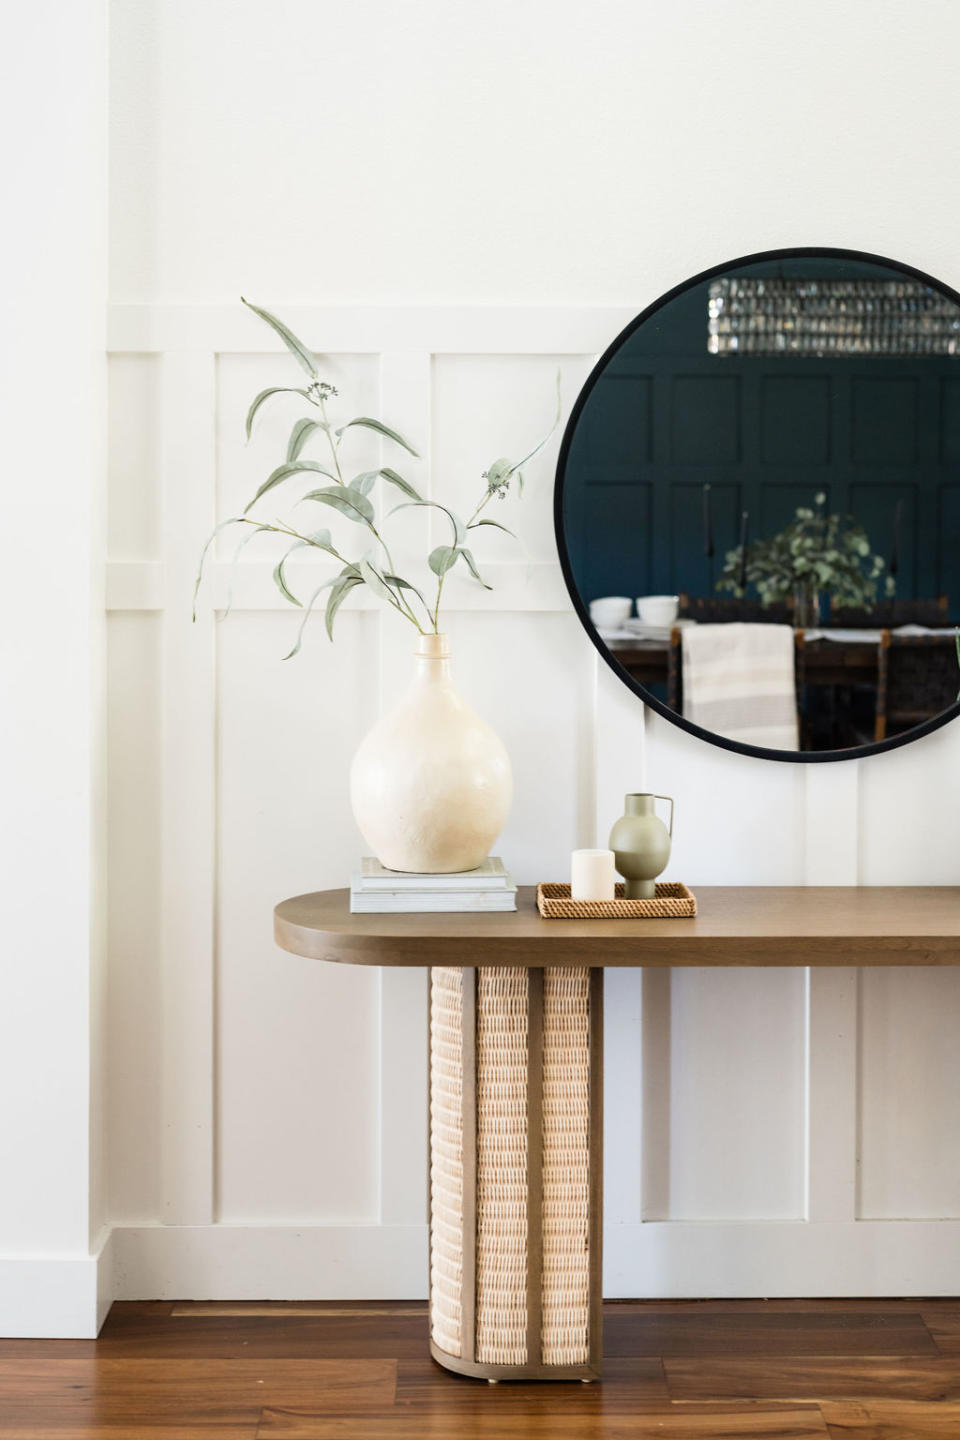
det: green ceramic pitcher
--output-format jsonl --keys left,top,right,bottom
{"left": 608, "top": 793, "right": 674, "bottom": 899}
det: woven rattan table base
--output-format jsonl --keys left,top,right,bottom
{"left": 429, "top": 965, "right": 603, "bottom": 1381}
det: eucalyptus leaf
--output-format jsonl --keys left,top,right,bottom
{"left": 325, "top": 571, "right": 364, "bottom": 640}
{"left": 244, "top": 460, "right": 338, "bottom": 514}
{"left": 273, "top": 540, "right": 310, "bottom": 607}
{"left": 385, "top": 574, "right": 428, "bottom": 610}
{"left": 193, "top": 517, "right": 245, "bottom": 620}
{"left": 242, "top": 298, "right": 318, "bottom": 378}
{"left": 283, "top": 579, "right": 336, "bottom": 659}
{"left": 457, "top": 547, "right": 492, "bottom": 589}
{"left": 380, "top": 468, "right": 422, "bottom": 501}
{"left": 429, "top": 545, "right": 458, "bottom": 577}
{"left": 336, "top": 416, "right": 419, "bottom": 457}
{"left": 350, "top": 471, "right": 379, "bottom": 496}
{"left": 358, "top": 557, "right": 395, "bottom": 603}
{"left": 300, "top": 485, "right": 375, "bottom": 526}
{"left": 468, "top": 517, "right": 516, "bottom": 537}
{"left": 246, "top": 387, "right": 312, "bottom": 440}
{"left": 509, "top": 367, "right": 562, "bottom": 470}
{"left": 481, "top": 371, "right": 562, "bottom": 491}
{"left": 287, "top": 417, "right": 328, "bottom": 461}
{"left": 391, "top": 499, "right": 464, "bottom": 545}
{"left": 348, "top": 468, "right": 424, "bottom": 501}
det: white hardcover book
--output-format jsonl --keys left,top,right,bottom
{"left": 356, "top": 856, "right": 512, "bottom": 891}
{"left": 350, "top": 886, "right": 517, "bottom": 914}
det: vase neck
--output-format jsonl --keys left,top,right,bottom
{"left": 415, "top": 632, "right": 451, "bottom": 682}
{"left": 625, "top": 793, "right": 655, "bottom": 816}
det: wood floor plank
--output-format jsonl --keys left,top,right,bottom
{"left": 605, "top": 1311, "right": 938, "bottom": 1358}
{"left": 666, "top": 1354, "right": 960, "bottom": 1402}
{"left": 62, "top": 1310, "right": 430, "bottom": 1361}
{"left": 0, "top": 1357, "right": 395, "bottom": 1427}
{"left": 606, "top": 1300, "right": 955, "bottom": 1316}
{"left": 1, "top": 1429, "right": 257, "bottom": 1439}
{"left": 394, "top": 1355, "right": 670, "bottom": 1410}
{"left": 171, "top": 1304, "right": 426, "bottom": 1318}
{"left": 822, "top": 1399, "right": 960, "bottom": 1437}
{"left": 4, "top": 1300, "right": 960, "bottom": 1440}
{"left": 919, "top": 1312, "right": 960, "bottom": 1353}
{"left": 256, "top": 1407, "right": 830, "bottom": 1439}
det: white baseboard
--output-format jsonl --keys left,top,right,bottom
{"left": 0, "top": 1230, "right": 114, "bottom": 1338}
{"left": 604, "top": 1219, "right": 960, "bottom": 1297}
{"left": 111, "top": 1223, "right": 429, "bottom": 1300}
{"left": 10, "top": 1218, "right": 959, "bottom": 1335}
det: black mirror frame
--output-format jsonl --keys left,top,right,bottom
{"left": 554, "top": 245, "right": 960, "bottom": 764}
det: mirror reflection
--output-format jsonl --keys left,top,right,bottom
{"left": 559, "top": 252, "right": 960, "bottom": 757}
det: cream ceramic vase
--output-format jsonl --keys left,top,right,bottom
{"left": 349, "top": 633, "right": 513, "bottom": 873}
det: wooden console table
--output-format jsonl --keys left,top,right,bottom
{"left": 274, "top": 885, "right": 960, "bottom": 1383}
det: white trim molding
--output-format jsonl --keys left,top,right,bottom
{"left": 0, "top": 1233, "right": 114, "bottom": 1339}
{"left": 111, "top": 1223, "right": 428, "bottom": 1301}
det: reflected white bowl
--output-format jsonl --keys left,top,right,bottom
{"left": 636, "top": 594, "right": 679, "bottom": 626}
{"left": 590, "top": 596, "right": 632, "bottom": 627}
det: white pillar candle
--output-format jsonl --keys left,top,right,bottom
{"left": 570, "top": 848, "right": 616, "bottom": 902}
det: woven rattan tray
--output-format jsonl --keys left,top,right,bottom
{"left": 537, "top": 881, "right": 697, "bottom": 920}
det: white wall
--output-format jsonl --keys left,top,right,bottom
{"left": 0, "top": 0, "right": 109, "bottom": 1337}
{"left": 10, "top": 0, "right": 960, "bottom": 1335}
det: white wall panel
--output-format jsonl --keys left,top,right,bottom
{"left": 860, "top": 718, "right": 960, "bottom": 884}
{"left": 639, "top": 701, "right": 809, "bottom": 1223}
{"left": 644, "top": 709, "right": 806, "bottom": 885}
{"left": 106, "top": 613, "right": 163, "bottom": 1223}
{"left": 859, "top": 967, "right": 960, "bottom": 1219}
{"left": 215, "top": 612, "right": 380, "bottom": 1222}
{"left": 104, "top": 315, "right": 960, "bottom": 1301}
{"left": 642, "top": 967, "right": 807, "bottom": 1221}
{"left": 108, "top": 355, "right": 161, "bottom": 561}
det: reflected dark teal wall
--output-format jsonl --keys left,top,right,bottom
{"left": 562, "top": 257, "right": 960, "bottom": 619}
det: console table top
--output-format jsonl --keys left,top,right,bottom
{"left": 274, "top": 885, "right": 960, "bottom": 968}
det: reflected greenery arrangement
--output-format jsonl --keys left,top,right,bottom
{"left": 194, "top": 300, "right": 559, "bottom": 655}
{"left": 717, "top": 492, "right": 895, "bottom": 625}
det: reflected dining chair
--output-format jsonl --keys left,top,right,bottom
{"left": 874, "top": 630, "right": 959, "bottom": 741}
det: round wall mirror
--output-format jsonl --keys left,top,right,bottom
{"left": 556, "top": 248, "right": 960, "bottom": 761}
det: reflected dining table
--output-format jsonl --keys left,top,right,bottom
{"left": 608, "top": 631, "right": 885, "bottom": 699}
{"left": 274, "top": 884, "right": 960, "bottom": 1384}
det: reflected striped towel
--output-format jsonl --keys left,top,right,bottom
{"left": 681, "top": 623, "right": 799, "bottom": 751}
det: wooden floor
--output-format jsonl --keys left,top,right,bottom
{"left": 4, "top": 1299, "right": 960, "bottom": 1437}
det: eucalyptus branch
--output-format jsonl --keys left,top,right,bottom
{"left": 319, "top": 395, "right": 346, "bottom": 485}
{"left": 432, "top": 570, "right": 447, "bottom": 631}
{"left": 192, "top": 301, "right": 560, "bottom": 650}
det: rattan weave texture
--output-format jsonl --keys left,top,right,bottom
{"left": 537, "top": 881, "right": 696, "bottom": 919}
{"left": 540, "top": 966, "right": 591, "bottom": 1364}
{"left": 475, "top": 967, "right": 529, "bottom": 1365}
{"left": 429, "top": 967, "right": 464, "bottom": 1357}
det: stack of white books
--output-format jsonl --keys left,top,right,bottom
{"left": 350, "top": 857, "right": 517, "bottom": 913}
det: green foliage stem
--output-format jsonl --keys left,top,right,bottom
{"left": 193, "top": 301, "right": 560, "bottom": 653}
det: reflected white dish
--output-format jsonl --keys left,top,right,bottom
{"left": 636, "top": 594, "right": 680, "bottom": 625}
{"left": 590, "top": 596, "right": 632, "bottom": 627}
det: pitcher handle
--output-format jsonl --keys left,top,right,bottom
{"left": 654, "top": 794, "right": 674, "bottom": 837}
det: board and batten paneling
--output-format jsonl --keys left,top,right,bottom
{"left": 105, "top": 307, "right": 960, "bottom": 1301}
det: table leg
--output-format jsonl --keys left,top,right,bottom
{"left": 428, "top": 965, "right": 603, "bottom": 1381}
